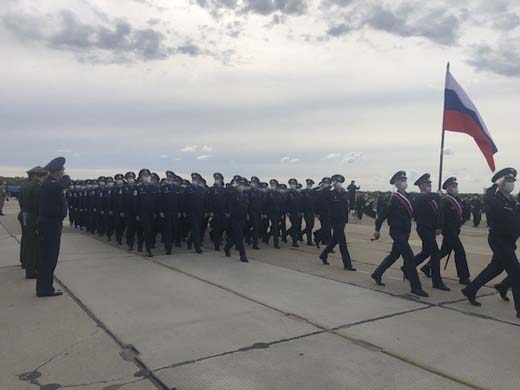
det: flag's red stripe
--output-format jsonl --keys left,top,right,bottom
{"left": 444, "top": 110, "right": 496, "bottom": 171}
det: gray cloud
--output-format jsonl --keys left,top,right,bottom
{"left": 324, "top": 2, "right": 461, "bottom": 45}
{"left": 467, "top": 37, "right": 520, "bottom": 77}
{"left": 196, "top": 0, "right": 307, "bottom": 16}
{"left": 2, "top": 9, "right": 212, "bottom": 64}
{"left": 490, "top": 12, "right": 520, "bottom": 30}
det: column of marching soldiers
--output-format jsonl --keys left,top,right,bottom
{"left": 21, "top": 164, "right": 520, "bottom": 319}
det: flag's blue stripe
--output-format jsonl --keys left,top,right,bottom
{"left": 444, "top": 89, "right": 497, "bottom": 153}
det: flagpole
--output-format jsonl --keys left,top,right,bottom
{"left": 438, "top": 62, "right": 450, "bottom": 191}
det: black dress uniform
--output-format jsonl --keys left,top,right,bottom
{"left": 209, "top": 173, "right": 227, "bottom": 251}
{"left": 112, "top": 174, "right": 126, "bottom": 245}
{"left": 224, "top": 181, "right": 249, "bottom": 262}
{"left": 371, "top": 171, "right": 428, "bottom": 297}
{"left": 36, "top": 157, "right": 69, "bottom": 297}
{"left": 136, "top": 169, "right": 158, "bottom": 257}
{"left": 186, "top": 173, "right": 206, "bottom": 253}
{"left": 160, "top": 172, "right": 181, "bottom": 254}
{"left": 123, "top": 172, "right": 139, "bottom": 250}
{"left": 246, "top": 176, "right": 263, "bottom": 250}
{"left": 314, "top": 177, "right": 332, "bottom": 248}
{"left": 412, "top": 173, "right": 450, "bottom": 291}
{"left": 266, "top": 179, "right": 283, "bottom": 249}
{"left": 462, "top": 168, "right": 520, "bottom": 318}
{"left": 437, "top": 177, "right": 470, "bottom": 285}
{"left": 302, "top": 179, "right": 316, "bottom": 246}
{"left": 287, "top": 179, "right": 304, "bottom": 247}
{"left": 318, "top": 175, "right": 355, "bottom": 270}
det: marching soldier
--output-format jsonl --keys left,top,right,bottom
{"left": 36, "top": 157, "right": 70, "bottom": 297}
{"left": 287, "top": 178, "right": 304, "bottom": 247}
{"left": 462, "top": 168, "right": 520, "bottom": 319}
{"left": 266, "top": 179, "right": 283, "bottom": 249}
{"left": 209, "top": 172, "right": 227, "bottom": 251}
{"left": 302, "top": 179, "right": 316, "bottom": 246}
{"left": 246, "top": 176, "right": 263, "bottom": 250}
{"left": 318, "top": 174, "right": 356, "bottom": 270}
{"left": 437, "top": 177, "right": 471, "bottom": 285}
{"left": 185, "top": 173, "right": 206, "bottom": 254}
{"left": 112, "top": 174, "right": 126, "bottom": 245}
{"left": 160, "top": 171, "right": 181, "bottom": 254}
{"left": 413, "top": 173, "right": 450, "bottom": 291}
{"left": 224, "top": 177, "right": 249, "bottom": 262}
{"left": 124, "top": 172, "right": 139, "bottom": 251}
{"left": 314, "top": 177, "right": 332, "bottom": 248}
{"left": 136, "top": 169, "right": 158, "bottom": 257}
{"left": 371, "top": 171, "right": 428, "bottom": 297}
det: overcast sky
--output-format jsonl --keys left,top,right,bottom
{"left": 1, "top": 0, "right": 519, "bottom": 191}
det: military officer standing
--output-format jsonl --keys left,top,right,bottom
{"left": 36, "top": 157, "right": 69, "bottom": 297}
{"left": 19, "top": 166, "right": 48, "bottom": 278}
{"left": 318, "top": 175, "right": 356, "bottom": 270}
{"left": 124, "top": 172, "right": 138, "bottom": 250}
{"left": 461, "top": 168, "right": 520, "bottom": 318}
{"left": 412, "top": 174, "right": 450, "bottom": 291}
{"left": 112, "top": 174, "right": 126, "bottom": 245}
{"left": 371, "top": 171, "right": 428, "bottom": 297}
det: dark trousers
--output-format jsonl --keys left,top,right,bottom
{"left": 126, "top": 212, "right": 137, "bottom": 248}
{"left": 18, "top": 212, "right": 26, "bottom": 267}
{"left": 140, "top": 212, "right": 154, "bottom": 252}
{"left": 37, "top": 219, "right": 62, "bottom": 294}
{"left": 268, "top": 212, "right": 281, "bottom": 245}
{"left": 24, "top": 225, "right": 40, "bottom": 275}
{"left": 316, "top": 215, "right": 331, "bottom": 245}
{"left": 225, "top": 218, "right": 246, "bottom": 259}
{"left": 320, "top": 220, "right": 352, "bottom": 268}
{"left": 96, "top": 212, "right": 105, "bottom": 236}
{"left": 466, "top": 234, "right": 520, "bottom": 314}
{"left": 105, "top": 213, "right": 114, "bottom": 239}
{"left": 373, "top": 232, "right": 422, "bottom": 291}
{"left": 289, "top": 213, "right": 302, "bottom": 243}
{"left": 414, "top": 225, "right": 443, "bottom": 286}
{"left": 248, "top": 212, "right": 261, "bottom": 246}
{"left": 439, "top": 229, "right": 470, "bottom": 281}
{"left": 162, "top": 212, "right": 178, "bottom": 251}
{"left": 304, "top": 212, "right": 315, "bottom": 244}
{"left": 211, "top": 212, "right": 226, "bottom": 248}
{"left": 188, "top": 212, "right": 202, "bottom": 250}
{"left": 114, "top": 212, "right": 126, "bottom": 243}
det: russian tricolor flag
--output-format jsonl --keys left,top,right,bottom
{"left": 443, "top": 67, "right": 497, "bottom": 171}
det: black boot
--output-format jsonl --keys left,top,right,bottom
{"left": 225, "top": 248, "right": 231, "bottom": 257}
{"left": 461, "top": 287, "right": 481, "bottom": 306}
{"left": 420, "top": 265, "right": 431, "bottom": 278}
{"left": 240, "top": 257, "right": 249, "bottom": 263}
{"left": 319, "top": 255, "right": 330, "bottom": 265}
{"left": 146, "top": 250, "right": 153, "bottom": 258}
{"left": 371, "top": 274, "right": 385, "bottom": 286}
{"left": 494, "top": 284, "right": 510, "bottom": 301}
{"left": 411, "top": 289, "right": 429, "bottom": 297}
{"left": 292, "top": 241, "right": 299, "bottom": 248}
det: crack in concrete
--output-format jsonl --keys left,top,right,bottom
{"left": 153, "top": 330, "right": 325, "bottom": 372}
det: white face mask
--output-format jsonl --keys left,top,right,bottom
{"left": 143, "top": 176, "right": 151, "bottom": 184}
{"left": 334, "top": 182, "right": 342, "bottom": 190}
{"left": 504, "top": 181, "right": 515, "bottom": 194}
{"left": 424, "top": 185, "right": 432, "bottom": 193}
{"left": 116, "top": 180, "right": 123, "bottom": 186}
{"left": 306, "top": 184, "right": 312, "bottom": 190}
{"left": 107, "top": 182, "right": 114, "bottom": 188}
{"left": 250, "top": 182, "right": 257, "bottom": 188}
{"left": 448, "top": 186, "right": 458, "bottom": 195}
{"left": 270, "top": 185, "right": 276, "bottom": 190}
{"left": 290, "top": 184, "right": 297, "bottom": 190}
{"left": 397, "top": 180, "right": 408, "bottom": 191}
{"left": 127, "top": 178, "right": 135, "bottom": 185}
